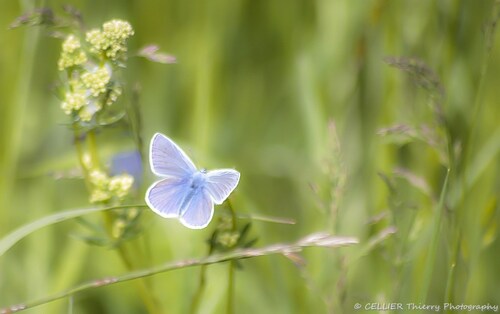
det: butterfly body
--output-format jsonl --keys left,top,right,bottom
{"left": 145, "top": 133, "right": 240, "bottom": 229}
{"left": 178, "top": 172, "right": 207, "bottom": 216}
{"left": 189, "top": 171, "right": 207, "bottom": 189}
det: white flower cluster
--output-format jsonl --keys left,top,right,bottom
{"left": 86, "top": 20, "right": 134, "bottom": 60}
{"left": 89, "top": 169, "right": 134, "bottom": 204}
{"left": 57, "top": 20, "right": 134, "bottom": 122}
{"left": 81, "top": 67, "right": 111, "bottom": 97}
{"left": 60, "top": 80, "right": 86, "bottom": 115}
{"left": 58, "top": 35, "right": 87, "bottom": 70}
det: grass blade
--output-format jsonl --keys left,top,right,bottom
{"left": 0, "top": 204, "right": 295, "bottom": 257}
{"left": 0, "top": 204, "right": 147, "bottom": 257}
{"left": 418, "top": 168, "right": 450, "bottom": 303}
{"left": 0, "top": 233, "right": 358, "bottom": 313}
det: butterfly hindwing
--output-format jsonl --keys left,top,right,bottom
{"left": 179, "top": 190, "right": 214, "bottom": 229}
{"left": 145, "top": 177, "right": 190, "bottom": 218}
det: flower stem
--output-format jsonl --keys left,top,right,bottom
{"left": 227, "top": 261, "right": 235, "bottom": 314}
{"left": 190, "top": 264, "right": 208, "bottom": 314}
{"left": 226, "top": 199, "right": 237, "bottom": 314}
{"left": 86, "top": 130, "right": 101, "bottom": 169}
{"left": 72, "top": 127, "right": 162, "bottom": 314}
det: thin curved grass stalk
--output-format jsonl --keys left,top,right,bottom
{"left": 234, "top": 213, "right": 295, "bottom": 225}
{"left": 0, "top": 204, "right": 148, "bottom": 257}
{"left": 0, "top": 204, "right": 295, "bottom": 257}
{"left": 418, "top": 168, "right": 450, "bottom": 303}
{"left": 0, "top": 233, "right": 358, "bottom": 313}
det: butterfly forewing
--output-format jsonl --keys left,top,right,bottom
{"left": 150, "top": 133, "right": 197, "bottom": 178}
{"left": 204, "top": 169, "right": 240, "bottom": 204}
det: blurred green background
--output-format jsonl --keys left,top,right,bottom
{"left": 1, "top": 0, "right": 499, "bottom": 313}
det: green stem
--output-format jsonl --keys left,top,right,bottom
{"left": 86, "top": 130, "right": 101, "bottom": 169}
{"left": 99, "top": 209, "right": 162, "bottom": 314}
{"left": 226, "top": 199, "right": 237, "bottom": 230}
{"left": 418, "top": 168, "right": 450, "bottom": 304}
{"left": 227, "top": 261, "right": 235, "bottom": 314}
{"left": 226, "top": 199, "right": 237, "bottom": 314}
{"left": 191, "top": 200, "right": 238, "bottom": 314}
{"left": 190, "top": 264, "right": 208, "bottom": 314}
{"left": 444, "top": 230, "right": 460, "bottom": 314}
{"left": 72, "top": 127, "right": 162, "bottom": 314}
{"left": 72, "top": 124, "right": 93, "bottom": 192}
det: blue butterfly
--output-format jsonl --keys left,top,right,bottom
{"left": 145, "top": 133, "right": 240, "bottom": 229}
